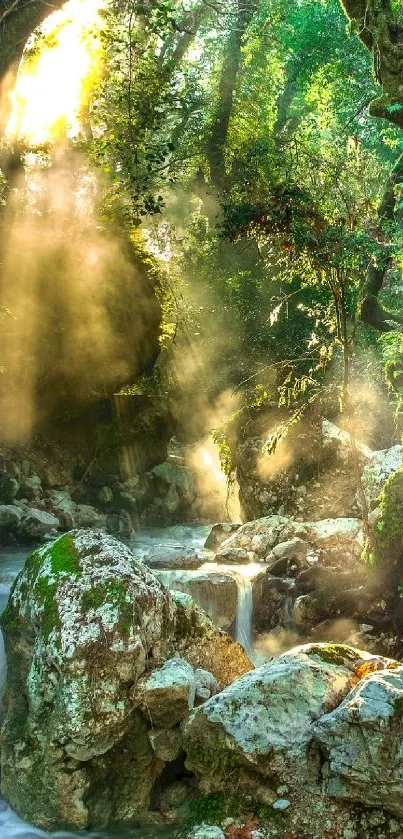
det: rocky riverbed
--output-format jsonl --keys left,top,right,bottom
{"left": 1, "top": 529, "right": 403, "bottom": 838}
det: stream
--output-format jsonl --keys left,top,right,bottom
{"left": 0, "top": 525, "right": 262, "bottom": 838}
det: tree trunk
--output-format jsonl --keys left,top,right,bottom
{"left": 207, "top": 0, "right": 257, "bottom": 189}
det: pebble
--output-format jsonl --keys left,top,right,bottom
{"left": 272, "top": 799, "right": 291, "bottom": 811}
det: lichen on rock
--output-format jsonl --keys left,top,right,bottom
{"left": 0, "top": 529, "right": 251, "bottom": 830}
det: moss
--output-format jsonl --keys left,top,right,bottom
{"left": 363, "top": 466, "right": 403, "bottom": 592}
{"left": 3, "top": 536, "right": 81, "bottom": 644}
{"left": 186, "top": 732, "right": 242, "bottom": 784}
{"left": 309, "top": 643, "right": 358, "bottom": 666}
{"left": 81, "top": 580, "right": 133, "bottom": 639}
{"left": 186, "top": 793, "right": 240, "bottom": 827}
{"left": 48, "top": 533, "right": 81, "bottom": 577}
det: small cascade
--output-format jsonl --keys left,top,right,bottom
{"left": 283, "top": 590, "right": 297, "bottom": 631}
{"left": 234, "top": 573, "right": 254, "bottom": 659}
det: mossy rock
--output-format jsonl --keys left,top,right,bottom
{"left": 0, "top": 529, "right": 251, "bottom": 830}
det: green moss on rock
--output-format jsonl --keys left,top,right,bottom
{"left": 48, "top": 533, "right": 81, "bottom": 577}
{"left": 308, "top": 644, "right": 359, "bottom": 666}
{"left": 363, "top": 466, "right": 403, "bottom": 594}
{"left": 81, "top": 580, "right": 133, "bottom": 639}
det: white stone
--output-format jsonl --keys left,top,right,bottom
{"left": 322, "top": 420, "right": 373, "bottom": 460}
{"left": 187, "top": 826, "right": 225, "bottom": 839}
{"left": 362, "top": 445, "right": 403, "bottom": 504}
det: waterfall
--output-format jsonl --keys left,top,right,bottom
{"left": 234, "top": 573, "right": 254, "bottom": 658}
{"left": 283, "top": 591, "right": 296, "bottom": 630}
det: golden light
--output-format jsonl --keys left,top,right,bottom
{"left": 6, "top": 0, "right": 104, "bottom": 145}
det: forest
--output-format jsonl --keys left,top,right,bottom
{"left": 1, "top": 1, "right": 403, "bottom": 838}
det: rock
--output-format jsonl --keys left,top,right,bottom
{"left": 159, "top": 780, "right": 190, "bottom": 810}
{"left": 322, "top": 420, "right": 373, "bottom": 461}
{"left": 0, "top": 504, "right": 23, "bottom": 532}
{"left": 194, "top": 668, "right": 219, "bottom": 702}
{"left": 205, "top": 523, "right": 241, "bottom": 551}
{"left": 140, "top": 658, "right": 196, "bottom": 727}
{"left": 144, "top": 548, "right": 202, "bottom": 570}
{"left": 156, "top": 570, "right": 238, "bottom": 632}
{"left": 305, "top": 518, "right": 363, "bottom": 557}
{"left": 148, "top": 728, "right": 182, "bottom": 761}
{"left": 182, "top": 644, "right": 399, "bottom": 791}
{"left": 182, "top": 643, "right": 403, "bottom": 837}
{"left": 75, "top": 504, "right": 106, "bottom": 528}
{"left": 292, "top": 594, "right": 321, "bottom": 628}
{"left": 105, "top": 509, "right": 135, "bottom": 540}
{"left": 273, "top": 798, "right": 291, "bottom": 810}
{"left": 314, "top": 666, "right": 403, "bottom": 818}
{"left": 183, "top": 644, "right": 360, "bottom": 789}
{"left": 19, "top": 475, "right": 42, "bottom": 501}
{"left": 296, "top": 565, "right": 366, "bottom": 595}
{"left": 42, "top": 462, "right": 72, "bottom": 489}
{"left": 252, "top": 573, "right": 295, "bottom": 631}
{"left": 215, "top": 547, "right": 255, "bottom": 564}
{"left": 0, "top": 476, "right": 19, "bottom": 503}
{"left": 188, "top": 827, "right": 225, "bottom": 839}
{"left": 152, "top": 462, "right": 196, "bottom": 506}
{"left": 271, "top": 537, "right": 309, "bottom": 563}
{"left": 0, "top": 530, "right": 251, "bottom": 829}
{"left": 20, "top": 508, "right": 60, "bottom": 540}
{"left": 219, "top": 515, "right": 304, "bottom": 558}
{"left": 362, "top": 445, "right": 403, "bottom": 505}
{"left": 97, "top": 486, "right": 113, "bottom": 506}
{"left": 48, "top": 489, "right": 76, "bottom": 529}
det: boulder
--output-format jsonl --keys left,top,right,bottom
{"left": 271, "top": 537, "right": 309, "bottom": 563}
{"left": 362, "top": 445, "right": 403, "bottom": 505}
{"left": 252, "top": 573, "right": 295, "bottom": 631}
{"left": 140, "top": 658, "right": 196, "bottom": 727}
{"left": 182, "top": 643, "right": 366, "bottom": 790}
{"left": 48, "top": 489, "right": 77, "bottom": 530}
{"left": 292, "top": 594, "right": 322, "bottom": 628}
{"left": 0, "top": 530, "right": 251, "bottom": 830}
{"left": 305, "top": 518, "right": 363, "bottom": 557}
{"left": 218, "top": 515, "right": 306, "bottom": 559}
{"left": 314, "top": 666, "right": 403, "bottom": 818}
{"left": 204, "top": 523, "right": 241, "bottom": 551}
{"left": 156, "top": 570, "right": 238, "bottom": 632}
{"left": 75, "top": 504, "right": 106, "bottom": 528}
{"left": 182, "top": 643, "right": 402, "bottom": 837}
{"left": 20, "top": 508, "right": 60, "bottom": 540}
{"left": 215, "top": 547, "right": 255, "bottom": 564}
{"left": 0, "top": 476, "right": 19, "bottom": 503}
{"left": 105, "top": 509, "right": 135, "bottom": 540}
{"left": 148, "top": 728, "right": 182, "bottom": 762}
{"left": 0, "top": 504, "right": 23, "bottom": 532}
{"left": 144, "top": 548, "right": 202, "bottom": 570}
{"left": 19, "top": 475, "right": 42, "bottom": 501}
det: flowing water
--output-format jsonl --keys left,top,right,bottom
{"left": 0, "top": 525, "right": 261, "bottom": 838}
